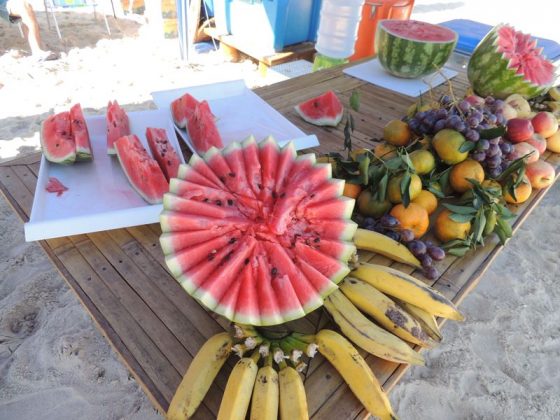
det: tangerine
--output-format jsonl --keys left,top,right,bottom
{"left": 432, "top": 129, "right": 469, "bottom": 165}
{"left": 387, "top": 173, "right": 422, "bottom": 204}
{"left": 357, "top": 190, "right": 392, "bottom": 218}
{"left": 389, "top": 203, "right": 429, "bottom": 239}
{"left": 373, "top": 142, "right": 397, "bottom": 160}
{"left": 503, "top": 177, "right": 532, "bottom": 204}
{"left": 409, "top": 149, "right": 436, "bottom": 175}
{"left": 343, "top": 183, "right": 362, "bottom": 199}
{"left": 383, "top": 120, "right": 412, "bottom": 146}
{"left": 434, "top": 209, "right": 471, "bottom": 242}
{"left": 449, "top": 160, "right": 485, "bottom": 193}
{"left": 412, "top": 190, "right": 438, "bottom": 215}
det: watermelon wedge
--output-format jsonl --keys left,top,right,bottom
{"left": 114, "top": 135, "right": 168, "bottom": 204}
{"left": 161, "top": 138, "right": 357, "bottom": 326}
{"left": 40, "top": 112, "right": 76, "bottom": 165}
{"left": 294, "top": 91, "right": 344, "bottom": 127}
{"left": 171, "top": 92, "right": 200, "bottom": 128}
{"left": 187, "top": 100, "right": 224, "bottom": 154}
{"left": 146, "top": 127, "right": 180, "bottom": 181}
{"left": 106, "top": 101, "right": 130, "bottom": 155}
{"left": 69, "top": 103, "right": 93, "bottom": 161}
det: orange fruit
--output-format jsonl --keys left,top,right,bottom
{"left": 357, "top": 189, "right": 392, "bottom": 218}
{"left": 434, "top": 209, "right": 471, "bottom": 242}
{"left": 412, "top": 190, "right": 438, "bottom": 215}
{"left": 389, "top": 203, "right": 429, "bottom": 239}
{"left": 409, "top": 149, "right": 436, "bottom": 175}
{"left": 343, "top": 183, "right": 362, "bottom": 199}
{"left": 373, "top": 142, "right": 397, "bottom": 160}
{"left": 387, "top": 173, "right": 422, "bottom": 203}
{"left": 383, "top": 119, "right": 412, "bottom": 146}
{"left": 449, "top": 159, "right": 485, "bottom": 193}
{"left": 503, "top": 177, "right": 532, "bottom": 204}
{"left": 432, "top": 129, "right": 469, "bottom": 165}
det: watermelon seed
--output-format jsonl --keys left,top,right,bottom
{"left": 228, "top": 172, "right": 236, "bottom": 178}
{"left": 219, "top": 176, "right": 226, "bottom": 183}
{"left": 271, "top": 267, "right": 278, "bottom": 277}
{"left": 279, "top": 192, "right": 286, "bottom": 198}
{"left": 272, "top": 191, "right": 277, "bottom": 199}
{"left": 314, "top": 238, "right": 320, "bottom": 243}
{"left": 215, "top": 200, "right": 222, "bottom": 206}
{"left": 227, "top": 199, "right": 234, "bottom": 206}
{"left": 310, "top": 194, "right": 315, "bottom": 198}
{"left": 168, "top": 160, "right": 172, "bottom": 166}
{"left": 244, "top": 258, "right": 250, "bottom": 265}
{"left": 229, "top": 237, "right": 237, "bottom": 244}
{"left": 257, "top": 184, "right": 263, "bottom": 190}
{"left": 113, "top": 122, "right": 117, "bottom": 127}
{"left": 56, "top": 143, "right": 59, "bottom": 148}
{"left": 203, "top": 198, "right": 209, "bottom": 202}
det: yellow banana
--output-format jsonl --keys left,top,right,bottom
{"left": 352, "top": 263, "right": 464, "bottom": 321}
{"left": 250, "top": 360, "right": 279, "bottom": 420}
{"left": 167, "top": 332, "right": 232, "bottom": 420}
{"left": 315, "top": 329, "right": 398, "bottom": 420}
{"left": 548, "top": 86, "right": 560, "bottom": 101}
{"left": 339, "top": 277, "right": 436, "bottom": 348}
{"left": 278, "top": 363, "right": 309, "bottom": 420}
{"left": 217, "top": 350, "right": 260, "bottom": 420}
{"left": 353, "top": 228, "right": 421, "bottom": 268}
{"left": 324, "top": 290, "right": 424, "bottom": 365}
{"left": 398, "top": 300, "right": 443, "bottom": 343}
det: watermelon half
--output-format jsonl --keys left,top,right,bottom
{"left": 375, "top": 19, "right": 457, "bottom": 79}
{"left": 114, "top": 135, "right": 169, "bottom": 204}
{"left": 294, "top": 91, "right": 343, "bottom": 127}
{"left": 70, "top": 103, "right": 93, "bottom": 161}
{"left": 161, "top": 137, "right": 357, "bottom": 326}
{"left": 468, "top": 24, "right": 556, "bottom": 99}
{"left": 40, "top": 111, "right": 76, "bottom": 165}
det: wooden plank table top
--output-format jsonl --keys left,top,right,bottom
{"left": 1, "top": 65, "right": 559, "bottom": 419}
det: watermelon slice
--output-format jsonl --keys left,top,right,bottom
{"left": 146, "top": 127, "right": 180, "bottom": 181}
{"left": 171, "top": 92, "right": 200, "bottom": 128}
{"left": 106, "top": 101, "right": 131, "bottom": 155}
{"left": 40, "top": 112, "right": 76, "bottom": 165}
{"left": 114, "top": 135, "right": 168, "bottom": 204}
{"left": 187, "top": 100, "right": 224, "bottom": 154}
{"left": 69, "top": 103, "right": 93, "bottom": 161}
{"left": 161, "top": 138, "right": 357, "bottom": 326}
{"left": 294, "top": 91, "right": 344, "bottom": 127}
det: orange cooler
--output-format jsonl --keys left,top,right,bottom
{"left": 350, "top": 0, "right": 415, "bottom": 61}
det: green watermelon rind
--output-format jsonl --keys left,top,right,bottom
{"left": 467, "top": 24, "right": 554, "bottom": 99}
{"left": 294, "top": 91, "right": 344, "bottom": 127}
{"left": 375, "top": 20, "right": 457, "bottom": 79}
{"left": 40, "top": 116, "right": 76, "bottom": 165}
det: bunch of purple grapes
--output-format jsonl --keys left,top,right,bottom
{"left": 470, "top": 136, "right": 514, "bottom": 178}
{"left": 356, "top": 214, "right": 445, "bottom": 280}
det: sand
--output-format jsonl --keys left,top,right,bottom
{"left": 1, "top": 1, "right": 560, "bottom": 419}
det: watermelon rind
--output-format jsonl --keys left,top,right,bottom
{"left": 40, "top": 113, "right": 76, "bottom": 165}
{"left": 294, "top": 91, "right": 344, "bottom": 127}
{"left": 467, "top": 24, "right": 556, "bottom": 99}
{"left": 375, "top": 19, "right": 457, "bottom": 79}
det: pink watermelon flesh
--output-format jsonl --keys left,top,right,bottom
{"left": 294, "top": 90, "right": 344, "bottom": 127}
{"left": 41, "top": 112, "right": 76, "bottom": 165}
{"left": 114, "top": 135, "right": 168, "bottom": 204}
{"left": 171, "top": 92, "right": 199, "bottom": 128}
{"left": 161, "top": 138, "right": 357, "bottom": 326}
{"left": 107, "top": 101, "right": 131, "bottom": 155}
{"left": 381, "top": 19, "right": 457, "bottom": 42}
{"left": 187, "top": 100, "right": 224, "bottom": 154}
{"left": 146, "top": 127, "right": 180, "bottom": 181}
{"left": 69, "top": 103, "right": 93, "bottom": 161}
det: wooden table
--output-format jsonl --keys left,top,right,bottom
{"left": 1, "top": 65, "right": 559, "bottom": 419}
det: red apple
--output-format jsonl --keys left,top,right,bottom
{"left": 511, "top": 142, "right": 539, "bottom": 163}
{"left": 525, "top": 160, "right": 556, "bottom": 189}
{"left": 506, "top": 118, "right": 534, "bottom": 143}
{"left": 531, "top": 111, "right": 559, "bottom": 138}
{"left": 546, "top": 130, "right": 560, "bottom": 153}
{"left": 526, "top": 133, "right": 547, "bottom": 155}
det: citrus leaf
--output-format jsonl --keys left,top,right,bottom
{"left": 378, "top": 173, "right": 388, "bottom": 202}
{"left": 493, "top": 224, "right": 508, "bottom": 245}
{"left": 350, "top": 90, "right": 361, "bottom": 112}
{"left": 474, "top": 211, "right": 486, "bottom": 243}
{"left": 479, "top": 126, "right": 506, "bottom": 139}
{"left": 447, "top": 246, "right": 471, "bottom": 257}
{"left": 400, "top": 172, "right": 412, "bottom": 208}
{"left": 385, "top": 157, "right": 403, "bottom": 171}
{"left": 495, "top": 203, "right": 516, "bottom": 219}
{"left": 459, "top": 141, "right": 476, "bottom": 153}
{"left": 443, "top": 203, "right": 478, "bottom": 215}
{"left": 428, "top": 185, "right": 445, "bottom": 198}
{"left": 449, "top": 213, "right": 475, "bottom": 223}
{"left": 496, "top": 217, "right": 513, "bottom": 238}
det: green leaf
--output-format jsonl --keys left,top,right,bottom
{"left": 493, "top": 224, "right": 508, "bottom": 245}
{"left": 378, "top": 173, "right": 389, "bottom": 202}
{"left": 385, "top": 157, "right": 403, "bottom": 171}
{"left": 459, "top": 141, "right": 477, "bottom": 153}
{"left": 428, "top": 185, "right": 445, "bottom": 199}
{"left": 496, "top": 217, "right": 513, "bottom": 238}
{"left": 349, "top": 112, "right": 355, "bottom": 132}
{"left": 350, "top": 90, "right": 361, "bottom": 112}
{"left": 449, "top": 213, "right": 475, "bottom": 223}
{"left": 442, "top": 203, "right": 478, "bottom": 215}
{"left": 401, "top": 151, "right": 414, "bottom": 172}
{"left": 358, "top": 155, "right": 370, "bottom": 185}
{"left": 495, "top": 203, "right": 516, "bottom": 220}
{"left": 479, "top": 126, "right": 506, "bottom": 139}
{"left": 474, "top": 211, "right": 486, "bottom": 243}
{"left": 400, "top": 172, "right": 412, "bottom": 208}
{"left": 447, "top": 246, "right": 472, "bottom": 257}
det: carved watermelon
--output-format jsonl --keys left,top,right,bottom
{"left": 106, "top": 100, "right": 131, "bottom": 155}
{"left": 70, "top": 103, "right": 93, "bottom": 161}
{"left": 375, "top": 19, "right": 457, "bottom": 78}
{"left": 294, "top": 90, "right": 344, "bottom": 127}
{"left": 114, "top": 134, "right": 169, "bottom": 204}
{"left": 468, "top": 24, "right": 556, "bottom": 99}
{"left": 146, "top": 127, "right": 180, "bottom": 181}
{"left": 160, "top": 136, "right": 356, "bottom": 326}
{"left": 41, "top": 111, "right": 76, "bottom": 165}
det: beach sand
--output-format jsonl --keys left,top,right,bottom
{"left": 1, "top": 2, "right": 560, "bottom": 419}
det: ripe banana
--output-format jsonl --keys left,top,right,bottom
{"left": 250, "top": 359, "right": 279, "bottom": 420}
{"left": 315, "top": 329, "right": 398, "bottom": 420}
{"left": 339, "top": 277, "right": 436, "bottom": 348}
{"left": 324, "top": 290, "right": 424, "bottom": 365}
{"left": 353, "top": 228, "right": 421, "bottom": 268}
{"left": 352, "top": 263, "right": 464, "bottom": 321}
{"left": 278, "top": 363, "right": 309, "bottom": 420}
{"left": 397, "top": 300, "right": 443, "bottom": 343}
{"left": 217, "top": 350, "right": 260, "bottom": 420}
{"left": 167, "top": 332, "right": 232, "bottom": 420}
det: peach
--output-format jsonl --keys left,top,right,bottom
{"left": 525, "top": 160, "right": 556, "bottom": 189}
{"left": 506, "top": 118, "right": 534, "bottom": 143}
{"left": 505, "top": 94, "right": 532, "bottom": 118}
{"left": 465, "top": 94, "right": 485, "bottom": 107}
{"left": 531, "top": 111, "right": 559, "bottom": 138}
{"left": 501, "top": 103, "right": 518, "bottom": 121}
{"left": 511, "top": 142, "right": 539, "bottom": 163}
{"left": 546, "top": 130, "right": 560, "bottom": 153}
{"left": 526, "top": 133, "right": 547, "bottom": 155}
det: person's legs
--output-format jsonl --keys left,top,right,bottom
{"left": 6, "top": 0, "right": 45, "bottom": 54}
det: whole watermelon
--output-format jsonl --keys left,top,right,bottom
{"left": 468, "top": 24, "right": 556, "bottom": 99}
{"left": 375, "top": 19, "right": 458, "bottom": 79}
